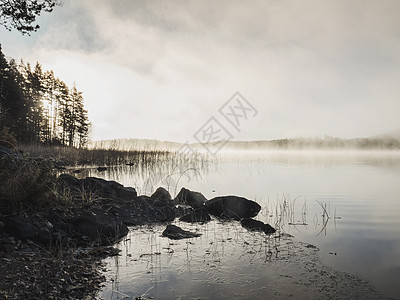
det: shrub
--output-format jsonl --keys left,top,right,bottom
{"left": 0, "top": 153, "right": 56, "bottom": 209}
{"left": 0, "top": 127, "right": 17, "bottom": 149}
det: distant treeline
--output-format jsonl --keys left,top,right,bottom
{"left": 218, "top": 136, "right": 400, "bottom": 150}
{"left": 91, "top": 135, "right": 400, "bottom": 152}
{"left": 0, "top": 45, "right": 90, "bottom": 147}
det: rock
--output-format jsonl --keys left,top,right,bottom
{"left": 82, "top": 177, "right": 116, "bottom": 198}
{"left": 151, "top": 187, "right": 172, "bottom": 202}
{"left": 58, "top": 174, "right": 82, "bottom": 195}
{"left": 70, "top": 210, "right": 128, "bottom": 245}
{"left": 96, "top": 167, "right": 107, "bottom": 172}
{"left": 205, "top": 196, "right": 261, "bottom": 220}
{"left": 174, "top": 187, "right": 207, "bottom": 209}
{"left": 0, "top": 239, "right": 14, "bottom": 256}
{"left": 58, "top": 175, "right": 137, "bottom": 202}
{"left": 240, "top": 218, "right": 276, "bottom": 234}
{"left": 179, "top": 209, "right": 211, "bottom": 223}
{"left": 82, "top": 177, "right": 137, "bottom": 200}
{"left": 4, "top": 216, "right": 38, "bottom": 241}
{"left": 47, "top": 209, "right": 68, "bottom": 231}
{"left": 53, "top": 230, "right": 68, "bottom": 243}
{"left": 112, "top": 185, "right": 137, "bottom": 201}
{"left": 136, "top": 196, "right": 176, "bottom": 222}
{"left": 38, "top": 228, "right": 53, "bottom": 244}
{"left": 101, "top": 194, "right": 175, "bottom": 226}
{"left": 162, "top": 224, "right": 201, "bottom": 240}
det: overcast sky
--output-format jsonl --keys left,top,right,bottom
{"left": 1, "top": 0, "right": 400, "bottom": 142}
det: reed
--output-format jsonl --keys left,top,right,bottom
{"left": 18, "top": 144, "right": 173, "bottom": 167}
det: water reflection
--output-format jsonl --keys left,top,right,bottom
{"left": 101, "top": 221, "right": 297, "bottom": 300}
{"left": 65, "top": 150, "right": 400, "bottom": 299}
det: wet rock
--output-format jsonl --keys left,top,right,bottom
{"left": 70, "top": 210, "right": 128, "bottom": 245}
{"left": 174, "top": 187, "right": 207, "bottom": 209}
{"left": 240, "top": 218, "right": 276, "bottom": 234}
{"left": 110, "top": 204, "right": 147, "bottom": 226}
{"left": 136, "top": 196, "right": 176, "bottom": 222}
{"left": 112, "top": 184, "right": 137, "bottom": 201}
{"left": 179, "top": 209, "right": 211, "bottom": 223}
{"left": 205, "top": 196, "right": 261, "bottom": 220}
{"left": 58, "top": 175, "right": 138, "bottom": 202}
{"left": 151, "top": 187, "right": 172, "bottom": 202}
{"left": 82, "top": 177, "right": 116, "bottom": 198}
{"left": 162, "top": 224, "right": 201, "bottom": 240}
{"left": 4, "top": 216, "right": 38, "bottom": 241}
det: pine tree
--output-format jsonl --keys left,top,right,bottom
{"left": 56, "top": 79, "right": 70, "bottom": 146}
{"left": 1, "top": 45, "right": 90, "bottom": 147}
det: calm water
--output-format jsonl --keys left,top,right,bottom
{"left": 86, "top": 150, "right": 400, "bottom": 299}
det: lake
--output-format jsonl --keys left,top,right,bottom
{"left": 85, "top": 150, "right": 400, "bottom": 299}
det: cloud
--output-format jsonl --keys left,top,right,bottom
{"left": 2, "top": 0, "right": 399, "bottom": 141}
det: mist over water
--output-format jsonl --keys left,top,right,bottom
{"left": 78, "top": 150, "right": 400, "bottom": 299}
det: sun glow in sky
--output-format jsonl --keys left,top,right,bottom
{"left": 1, "top": 0, "right": 400, "bottom": 142}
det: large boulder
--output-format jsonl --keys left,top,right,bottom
{"left": 151, "top": 187, "right": 172, "bottom": 202}
{"left": 137, "top": 196, "right": 176, "bottom": 222}
{"left": 240, "top": 218, "right": 276, "bottom": 234}
{"left": 111, "top": 184, "right": 137, "bottom": 201}
{"left": 57, "top": 175, "right": 137, "bottom": 201}
{"left": 3, "top": 215, "right": 39, "bottom": 241}
{"left": 111, "top": 196, "right": 176, "bottom": 225}
{"left": 162, "top": 224, "right": 201, "bottom": 240}
{"left": 70, "top": 210, "right": 128, "bottom": 245}
{"left": 205, "top": 196, "right": 261, "bottom": 220}
{"left": 82, "top": 177, "right": 117, "bottom": 198}
{"left": 174, "top": 187, "right": 207, "bottom": 209}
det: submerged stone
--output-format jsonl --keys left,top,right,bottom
{"left": 240, "top": 218, "right": 276, "bottom": 234}
{"left": 162, "top": 224, "right": 201, "bottom": 240}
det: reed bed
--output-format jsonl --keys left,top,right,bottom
{"left": 18, "top": 144, "right": 175, "bottom": 167}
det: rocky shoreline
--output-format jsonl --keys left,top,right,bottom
{"left": 0, "top": 168, "right": 273, "bottom": 299}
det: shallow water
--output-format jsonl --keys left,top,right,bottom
{"left": 86, "top": 150, "right": 400, "bottom": 299}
